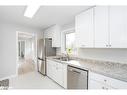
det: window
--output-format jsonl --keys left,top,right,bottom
{"left": 65, "top": 32, "right": 76, "bottom": 54}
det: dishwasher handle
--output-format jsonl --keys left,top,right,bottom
{"left": 68, "top": 68, "right": 81, "bottom": 74}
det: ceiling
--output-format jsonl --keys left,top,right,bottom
{"left": 0, "top": 6, "right": 91, "bottom": 30}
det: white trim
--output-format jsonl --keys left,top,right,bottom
{"left": 0, "top": 74, "right": 17, "bottom": 81}
{"left": 34, "top": 33, "right": 38, "bottom": 71}
{"left": 61, "top": 27, "right": 75, "bottom": 53}
{"left": 16, "top": 31, "right": 38, "bottom": 73}
{"left": 62, "top": 28, "right": 75, "bottom": 33}
{"left": 16, "top": 31, "right": 19, "bottom": 76}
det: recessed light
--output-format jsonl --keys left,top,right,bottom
{"left": 24, "top": 5, "right": 40, "bottom": 18}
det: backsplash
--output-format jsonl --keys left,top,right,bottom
{"left": 77, "top": 48, "right": 127, "bottom": 64}
{"left": 56, "top": 48, "right": 127, "bottom": 64}
{"left": 56, "top": 48, "right": 61, "bottom": 55}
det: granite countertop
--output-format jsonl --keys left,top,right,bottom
{"left": 47, "top": 56, "right": 127, "bottom": 82}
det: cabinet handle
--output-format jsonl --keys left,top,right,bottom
{"left": 106, "top": 45, "right": 108, "bottom": 47}
{"left": 104, "top": 79, "right": 107, "bottom": 82}
{"left": 102, "top": 87, "right": 105, "bottom": 89}
{"left": 106, "top": 44, "right": 111, "bottom": 47}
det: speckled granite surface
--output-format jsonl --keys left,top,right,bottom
{"left": 47, "top": 56, "right": 127, "bottom": 82}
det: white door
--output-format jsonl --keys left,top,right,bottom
{"left": 75, "top": 8, "right": 94, "bottom": 48}
{"left": 94, "top": 6, "right": 109, "bottom": 48}
{"left": 109, "top": 6, "right": 127, "bottom": 48}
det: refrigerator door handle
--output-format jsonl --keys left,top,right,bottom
{"left": 38, "top": 57, "right": 45, "bottom": 61}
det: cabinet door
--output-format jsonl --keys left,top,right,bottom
{"left": 44, "top": 28, "right": 53, "bottom": 38}
{"left": 47, "top": 60, "right": 57, "bottom": 80}
{"left": 44, "top": 25, "right": 61, "bottom": 47}
{"left": 89, "top": 79, "right": 105, "bottom": 89}
{"left": 55, "top": 63, "right": 64, "bottom": 86}
{"left": 75, "top": 8, "right": 94, "bottom": 48}
{"left": 46, "top": 60, "right": 53, "bottom": 78}
{"left": 52, "top": 25, "right": 61, "bottom": 47}
{"left": 109, "top": 6, "right": 127, "bottom": 48}
{"left": 89, "top": 79, "right": 114, "bottom": 89}
{"left": 47, "top": 60, "right": 64, "bottom": 87}
{"left": 94, "top": 6, "right": 109, "bottom": 48}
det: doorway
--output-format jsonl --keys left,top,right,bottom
{"left": 17, "top": 32, "right": 36, "bottom": 75}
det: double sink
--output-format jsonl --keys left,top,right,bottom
{"left": 53, "top": 57, "right": 72, "bottom": 62}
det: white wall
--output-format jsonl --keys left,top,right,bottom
{"left": 0, "top": 23, "right": 43, "bottom": 79}
{"left": 59, "top": 22, "right": 127, "bottom": 64}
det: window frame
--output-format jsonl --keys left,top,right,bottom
{"left": 65, "top": 32, "right": 75, "bottom": 51}
{"left": 61, "top": 28, "right": 75, "bottom": 54}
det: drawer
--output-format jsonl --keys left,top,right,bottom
{"left": 89, "top": 71, "right": 127, "bottom": 89}
{"left": 89, "top": 79, "right": 115, "bottom": 89}
{"left": 89, "top": 71, "right": 110, "bottom": 84}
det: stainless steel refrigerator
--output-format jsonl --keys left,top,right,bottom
{"left": 37, "top": 38, "right": 56, "bottom": 75}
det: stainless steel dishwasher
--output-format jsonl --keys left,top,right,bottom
{"left": 67, "top": 65, "right": 88, "bottom": 89}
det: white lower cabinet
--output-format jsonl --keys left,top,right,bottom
{"left": 89, "top": 79, "right": 114, "bottom": 89}
{"left": 89, "top": 71, "right": 127, "bottom": 89}
{"left": 55, "top": 62, "right": 64, "bottom": 86}
{"left": 47, "top": 59, "right": 55, "bottom": 80}
{"left": 46, "top": 59, "right": 67, "bottom": 88}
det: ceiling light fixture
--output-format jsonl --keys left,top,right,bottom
{"left": 24, "top": 5, "right": 40, "bottom": 18}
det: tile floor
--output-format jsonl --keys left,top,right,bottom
{"left": 18, "top": 59, "right": 35, "bottom": 75}
{"left": 9, "top": 71, "right": 63, "bottom": 89}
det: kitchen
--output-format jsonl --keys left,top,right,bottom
{"left": 0, "top": 6, "right": 127, "bottom": 90}
{"left": 38, "top": 6, "right": 127, "bottom": 89}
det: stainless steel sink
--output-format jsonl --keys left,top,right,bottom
{"left": 53, "top": 57, "right": 71, "bottom": 61}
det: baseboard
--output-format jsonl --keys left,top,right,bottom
{"left": 0, "top": 74, "right": 17, "bottom": 81}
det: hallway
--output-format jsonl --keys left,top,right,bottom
{"left": 18, "top": 59, "right": 35, "bottom": 75}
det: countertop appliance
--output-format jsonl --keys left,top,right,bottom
{"left": 67, "top": 65, "right": 88, "bottom": 89}
{"left": 37, "top": 38, "right": 56, "bottom": 75}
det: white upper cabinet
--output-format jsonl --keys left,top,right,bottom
{"left": 44, "top": 25, "right": 61, "bottom": 47}
{"left": 75, "top": 8, "right": 94, "bottom": 48}
{"left": 75, "top": 6, "right": 127, "bottom": 48}
{"left": 94, "top": 6, "right": 109, "bottom": 48}
{"left": 109, "top": 6, "right": 127, "bottom": 48}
